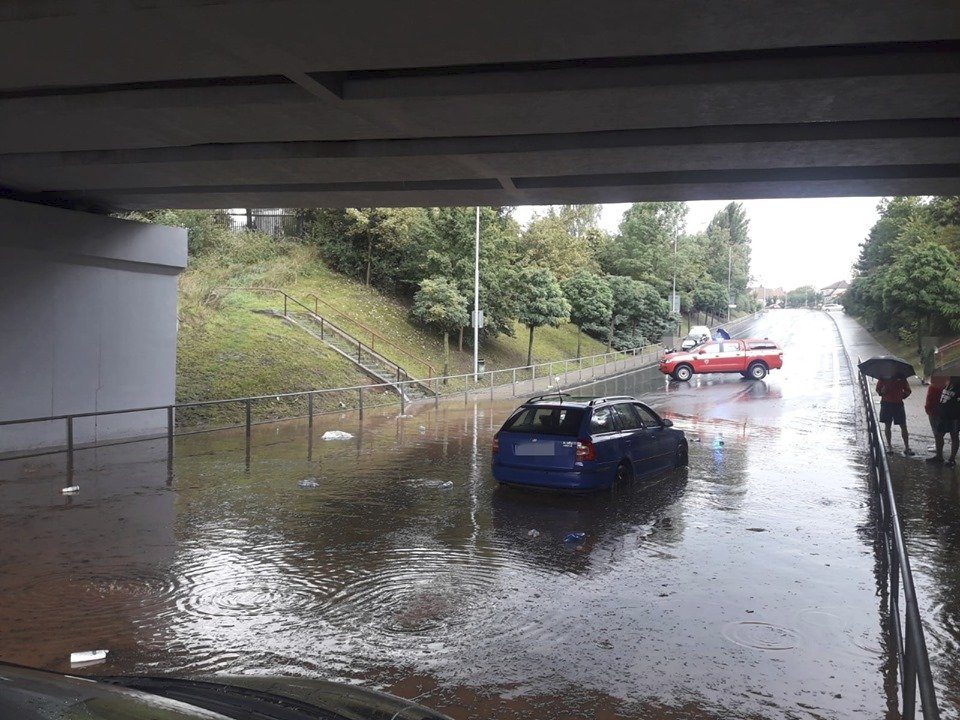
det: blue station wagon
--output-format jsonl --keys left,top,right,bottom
{"left": 491, "top": 394, "right": 688, "bottom": 490}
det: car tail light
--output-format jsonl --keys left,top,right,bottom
{"left": 491, "top": 433, "right": 500, "bottom": 454}
{"left": 576, "top": 439, "right": 596, "bottom": 461}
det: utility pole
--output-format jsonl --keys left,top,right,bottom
{"left": 727, "top": 241, "right": 732, "bottom": 322}
{"left": 473, "top": 206, "right": 480, "bottom": 382}
{"left": 672, "top": 231, "right": 679, "bottom": 335}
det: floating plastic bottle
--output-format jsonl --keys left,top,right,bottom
{"left": 563, "top": 531, "right": 586, "bottom": 543}
{"left": 714, "top": 433, "right": 725, "bottom": 449}
{"left": 439, "top": 481, "right": 453, "bottom": 489}
{"left": 61, "top": 485, "right": 80, "bottom": 494}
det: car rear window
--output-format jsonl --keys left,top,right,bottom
{"left": 502, "top": 406, "right": 584, "bottom": 436}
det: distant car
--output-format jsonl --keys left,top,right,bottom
{"left": 680, "top": 325, "right": 712, "bottom": 350}
{"left": 822, "top": 303, "right": 844, "bottom": 312}
{"left": 491, "top": 394, "right": 688, "bottom": 491}
{"left": 0, "top": 662, "right": 452, "bottom": 720}
{"left": 659, "top": 338, "right": 784, "bottom": 381}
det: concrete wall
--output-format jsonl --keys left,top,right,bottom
{"left": 0, "top": 199, "right": 187, "bottom": 452}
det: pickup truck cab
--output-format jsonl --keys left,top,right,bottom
{"left": 660, "top": 338, "right": 784, "bottom": 381}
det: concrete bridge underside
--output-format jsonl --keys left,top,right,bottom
{"left": 1, "top": 0, "right": 959, "bottom": 211}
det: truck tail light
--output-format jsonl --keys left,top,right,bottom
{"left": 491, "top": 433, "right": 500, "bottom": 454}
{"left": 576, "top": 439, "right": 596, "bottom": 461}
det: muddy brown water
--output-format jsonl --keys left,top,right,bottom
{"left": 1, "top": 310, "right": 957, "bottom": 718}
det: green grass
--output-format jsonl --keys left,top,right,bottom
{"left": 176, "top": 236, "right": 620, "bottom": 424}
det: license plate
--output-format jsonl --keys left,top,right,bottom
{"left": 515, "top": 441, "right": 555, "bottom": 456}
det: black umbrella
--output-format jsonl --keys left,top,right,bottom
{"left": 858, "top": 355, "right": 916, "bottom": 380}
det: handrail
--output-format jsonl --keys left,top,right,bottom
{"left": 857, "top": 359, "right": 940, "bottom": 720}
{"left": 218, "top": 286, "right": 433, "bottom": 391}
{"left": 303, "top": 292, "right": 435, "bottom": 377}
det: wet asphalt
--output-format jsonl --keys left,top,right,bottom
{"left": 1, "top": 308, "right": 957, "bottom": 719}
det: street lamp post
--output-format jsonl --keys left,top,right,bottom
{"left": 473, "top": 206, "right": 480, "bottom": 382}
{"left": 727, "top": 241, "right": 732, "bottom": 322}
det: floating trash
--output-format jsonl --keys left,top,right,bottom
{"left": 419, "top": 425, "right": 427, "bottom": 433}
{"left": 439, "top": 481, "right": 453, "bottom": 489}
{"left": 70, "top": 650, "right": 108, "bottom": 666}
{"left": 61, "top": 485, "right": 80, "bottom": 494}
{"left": 321, "top": 430, "right": 353, "bottom": 441}
{"left": 714, "top": 433, "right": 725, "bottom": 448}
{"left": 563, "top": 532, "right": 586, "bottom": 543}
{"left": 298, "top": 477, "right": 320, "bottom": 489}
{"left": 527, "top": 529, "right": 540, "bottom": 538}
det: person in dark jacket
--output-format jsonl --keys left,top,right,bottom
{"left": 937, "top": 377, "right": 960, "bottom": 467}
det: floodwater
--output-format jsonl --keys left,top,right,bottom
{"left": 1, "top": 309, "right": 956, "bottom": 718}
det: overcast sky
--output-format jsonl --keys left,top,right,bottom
{"left": 514, "top": 198, "right": 882, "bottom": 291}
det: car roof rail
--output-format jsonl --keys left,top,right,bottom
{"left": 588, "top": 395, "right": 636, "bottom": 406}
{"left": 526, "top": 392, "right": 573, "bottom": 403}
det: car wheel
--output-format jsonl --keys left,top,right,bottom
{"left": 673, "top": 364, "right": 693, "bottom": 382}
{"left": 675, "top": 440, "right": 689, "bottom": 468}
{"left": 748, "top": 362, "right": 768, "bottom": 380}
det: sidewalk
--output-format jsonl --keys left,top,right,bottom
{"left": 831, "top": 312, "right": 949, "bottom": 463}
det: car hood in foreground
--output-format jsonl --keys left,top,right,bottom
{"left": 0, "top": 663, "right": 452, "bottom": 720}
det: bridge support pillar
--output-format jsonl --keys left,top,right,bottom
{"left": 0, "top": 199, "right": 187, "bottom": 452}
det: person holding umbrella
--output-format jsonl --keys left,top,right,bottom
{"left": 858, "top": 355, "right": 918, "bottom": 456}
{"left": 876, "top": 374, "right": 915, "bottom": 455}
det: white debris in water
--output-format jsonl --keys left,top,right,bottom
{"left": 298, "top": 477, "right": 320, "bottom": 488}
{"left": 70, "top": 650, "right": 108, "bottom": 665}
{"left": 439, "top": 481, "right": 453, "bottom": 489}
{"left": 419, "top": 425, "right": 427, "bottom": 433}
{"left": 61, "top": 485, "right": 80, "bottom": 494}
{"left": 321, "top": 430, "right": 353, "bottom": 440}
{"left": 527, "top": 529, "right": 540, "bottom": 538}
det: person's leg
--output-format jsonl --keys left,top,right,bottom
{"left": 947, "top": 427, "right": 959, "bottom": 467}
{"left": 928, "top": 416, "right": 944, "bottom": 461}
{"left": 901, "top": 424, "right": 914, "bottom": 455}
{"left": 883, "top": 420, "right": 893, "bottom": 450}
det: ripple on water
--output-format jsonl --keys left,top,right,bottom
{"left": 722, "top": 621, "right": 800, "bottom": 651}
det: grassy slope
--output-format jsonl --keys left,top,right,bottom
{"left": 177, "top": 239, "right": 612, "bottom": 423}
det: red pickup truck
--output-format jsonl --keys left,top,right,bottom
{"left": 660, "top": 338, "right": 784, "bottom": 381}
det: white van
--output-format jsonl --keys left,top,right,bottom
{"left": 681, "top": 325, "right": 712, "bottom": 350}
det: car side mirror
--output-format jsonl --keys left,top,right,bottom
{"left": 662, "top": 419, "right": 674, "bottom": 427}
{"left": 698, "top": 349, "right": 707, "bottom": 354}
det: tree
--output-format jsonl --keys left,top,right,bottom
{"left": 601, "top": 202, "right": 688, "bottom": 293}
{"left": 561, "top": 270, "right": 614, "bottom": 358}
{"left": 410, "top": 277, "right": 470, "bottom": 377}
{"left": 882, "top": 242, "right": 960, "bottom": 350}
{"left": 692, "top": 281, "right": 727, "bottom": 325}
{"left": 515, "top": 268, "right": 571, "bottom": 366}
{"left": 520, "top": 207, "right": 598, "bottom": 279}
{"left": 600, "top": 276, "right": 670, "bottom": 350}
{"left": 785, "top": 285, "right": 821, "bottom": 308}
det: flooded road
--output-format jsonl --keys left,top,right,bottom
{"left": 3, "top": 309, "right": 956, "bottom": 718}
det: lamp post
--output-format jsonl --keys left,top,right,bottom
{"left": 727, "top": 240, "right": 732, "bottom": 322}
{"left": 473, "top": 206, "right": 480, "bottom": 382}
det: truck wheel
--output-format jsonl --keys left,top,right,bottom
{"left": 673, "top": 365, "right": 693, "bottom": 382}
{"left": 748, "top": 362, "right": 768, "bottom": 380}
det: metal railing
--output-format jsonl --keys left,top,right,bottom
{"left": 220, "top": 287, "right": 434, "bottom": 397}
{"left": 857, "top": 361, "right": 940, "bottom": 720}
{"left": 302, "top": 292, "right": 435, "bottom": 378}
{"left": 0, "top": 344, "right": 660, "bottom": 470}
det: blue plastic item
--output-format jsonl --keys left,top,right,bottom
{"left": 564, "top": 532, "right": 586, "bottom": 543}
